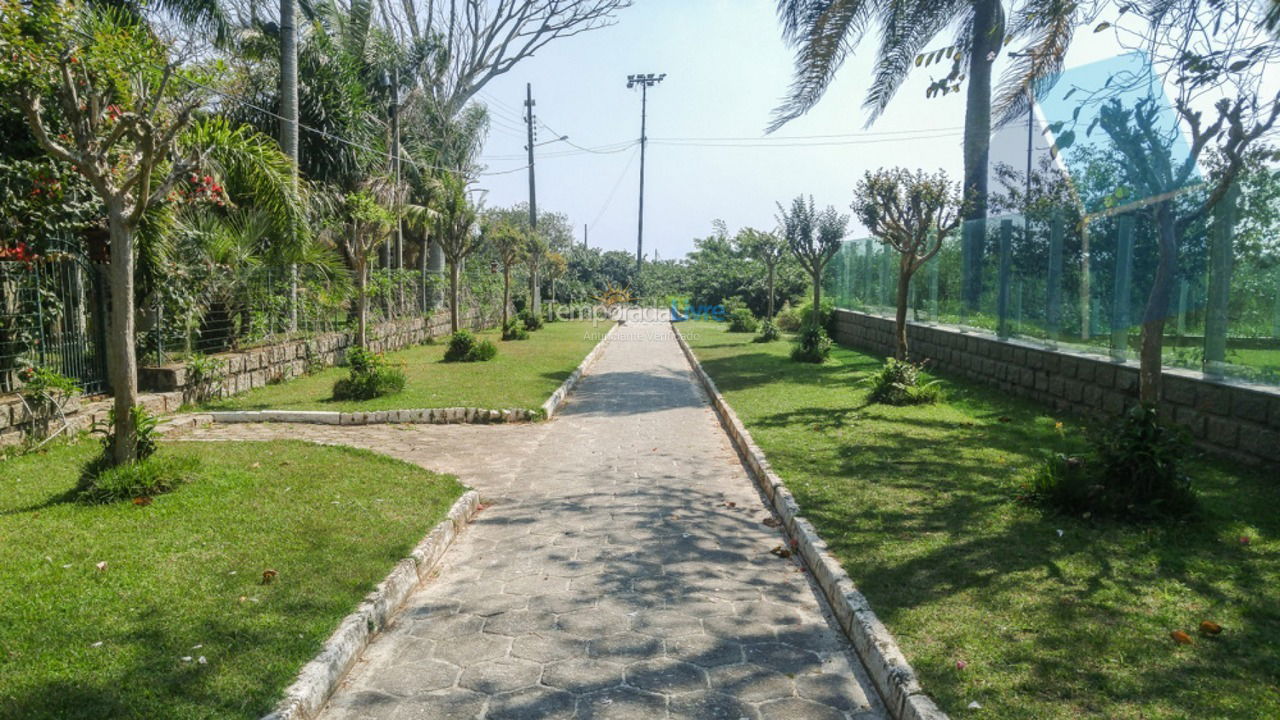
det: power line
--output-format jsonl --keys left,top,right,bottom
{"left": 588, "top": 144, "right": 641, "bottom": 231}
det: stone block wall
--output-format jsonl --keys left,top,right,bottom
{"left": 831, "top": 309, "right": 1280, "bottom": 465}
{"left": 0, "top": 308, "right": 484, "bottom": 447}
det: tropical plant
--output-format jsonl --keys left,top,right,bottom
{"left": 340, "top": 189, "right": 395, "bottom": 346}
{"left": 333, "top": 346, "right": 405, "bottom": 399}
{"left": 791, "top": 324, "right": 833, "bottom": 363}
{"left": 431, "top": 172, "right": 480, "bottom": 332}
{"left": 852, "top": 167, "right": 965, "bottom": 360}
{"left": 777, "top": 195, "right": 848, "bottom": 329}
{"left": 486, "top": 217, "right": 526, "bottom": 333}
{"left": 736, "top": 227, "right": 788, "bottom": 318}
{"left": 863, "top": 357, "right": 943, "bottom": 405}
{"left": 755, "top": 319, "right": 781, "bottom": 343}
{"left": 443, "top": 329, "right": 496, "bottom": 362}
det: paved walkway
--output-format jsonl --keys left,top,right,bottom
{"left": 183, "top": 313, "right": 886, "bottom": 720}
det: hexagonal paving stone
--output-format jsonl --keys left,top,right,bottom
{"left": 502, "top": 573, "right": 570, "bottom": 595}
{"left": 757, "top": 697, "right": 847, "bottom": 720}
{"left": 557, "top": 607, "right": 630, "bottom": 638}
{"left": 485, "top": 686, "right": 577, "bottom": 720}
{"left": 576, "top": 686, "right": 667, "bottom": 720}
{"left": 735, "top": 601, "right": 805, "bottom": 627}
{"left": 320, "top": 689, "right": 396, "bottom": 719}
{"left": 625, "top": 658, "right": 708, "bottom": 695}
{"left": 366, "top": 660, "right": 459, "bottom": 697}
{"left": 668, "top": 690, "right": 760, "bottom": 720}
{"left": 708, "top": 663, "right": 795, "bottom": 703}
{"left": 744, "top": 642, "right": 824, "bottom": 675}
{"left": 457, "top": 657, "right": 541, "bottom": 694}
{"left": 407, "top": 613, "right": 483, "bottom": 640}
{"left": 385, "top": 688, "right": 486, "bottom": 719}
{"left": 526, "top": 591, "right": 596, "bottom": 614}
{"left": 463, "top": 592, "right": 528, "bottom": 618}
{"left": 482, "top": 609, "right": 558, "bottom": 636}
{"left": 542, "top": 657, "right": 625, "bottom": 693}
{"left": 774, "top": 622, "right": 846, "bottom": 652}
{"left": 796, "top": 672, "right": 877, "bottom": 713}
{"left": 629, "top": 608, "right": 702, "bottom": 638}
{"left": 510, "top": 631, "right": 588, "bottom": 662}
{"left": 701, "top": 615, "right": 776, "bottom": 643}
{"left": 587, "top": 632, "right": 664, "bottom": 663}
{"left": 666, "top": 635, "right": 744, "bottom": 668}
{"left": 430, "top": 632, "right": 510, "bottom": 666}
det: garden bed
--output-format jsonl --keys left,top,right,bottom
{"left": 0, "top": 439, "right": 465, "bottom": 719}
{"left": 201, "top": 320, "right": 606, "bottom": 413}
{"left": 681, "top": 320, "right": 1280, "bottom": 719}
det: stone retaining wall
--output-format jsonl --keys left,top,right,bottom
{"left": 831, "top": 309, "right": 1280, "bottom": 465}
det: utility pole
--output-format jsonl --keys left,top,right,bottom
{"left": 524, "top": 83, "right": 538, "bottom": 231}
{"left": 627, "top": 72, "right": 665, "bottom": 276}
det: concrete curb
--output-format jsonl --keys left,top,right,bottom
{"left": 169, "top": 322, "right": 619, "bottom": 429}
{"left": 541, "top": 320, "right": 619, "bottom": 419}
{"left": 671, "top": 324, "right": 949, "bottom": 720}
{"left": 262, "top": 489, "right": 483, "bottom": 720}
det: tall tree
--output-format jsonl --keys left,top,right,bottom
{"left": 341, "top": 189, "right": 393, "bottom": 347}
{"left": 735, "top": 228, "right": 788, "bottom": 318}
{"left": 777, "top": 195, "right": 848, "bottom": 327}
{"left": 486, "top": 217, "right": 526, "bottom": 334}
{"left": 852, "top": 168, "right": 964, "bottom": 360}
{"left": 771, "top": 0, "right": 1089, "bottom": 310}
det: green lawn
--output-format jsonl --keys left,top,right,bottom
{"left": 202, "top": 319, "right": 609, "bottom": 412}
{"left": 0, "top": 439, "right": 465, "bottom": 719}
{"left": 682, "top": 320, "right": 1280, "bottom": 719}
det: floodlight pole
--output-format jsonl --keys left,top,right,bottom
{"left": 628, "top": 72, "right": 665, "bottom": 276}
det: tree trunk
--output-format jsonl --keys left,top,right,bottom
{"left": 449, "top": 261, "right": 461, "bottom": 332}
{"left": 895, "top": 260, "right": 912, "bottom": 361}
{"left": 501, "top": 266, "right": 511, "bottom": 331}
{"left": 767, "top": 263, "right": 776, "bottom": 319}
{"left": 280, "top": 0, "right": 299, "bottom": 331}
{"left": 356, "top": 263, "right": 368, "bottom": 348}
{"left": 811, "top": 271, "right": 822, "bottom": 329}
{"left": 105, "top": 197, "right": 138, "bottom": 466}
{"left": 1139, "top": 202, "right": 1178, "bottom": 406}
{"left": 530, "top": 268, "right": 541, "bottom": 316}
{"left": 961, "top": 0, "right": 998, "bottom": 311}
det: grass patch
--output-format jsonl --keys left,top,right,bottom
{"left": 0, "top": 438, "right": 465, "bottom": 719}
{"left": 681, "top": 320, "right": 1280, "bottom": 719}
{"left": 203, "top": 320, "right": 608, "bottom": 412}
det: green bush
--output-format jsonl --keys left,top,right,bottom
{"left": 443, "top": 330, "right": 498, "bottom": 362}
{"left": 754, "top": 320, "right": 781, "bottom": 343}
{"left": 727, "top": 307, "right": 759, "bottom": 333}
{"left": 92, "top": 405, "right": 160, "bottom": 463}
{"left": 502, "top": 318, "right": 529, "bottom": 340}
{"left": 332, "top": 347, "right": 405, "bottom": 400}
{"left": 790, "top": 325, "right": 832, "bottom": 363}
{"left": 777, "top": 298, "right": 834, "bottom": 333}
{"left": 518, "top": 309, "right": 543, "bottom": 331}
{"left": 863, "top": 358, "right": 943, "bottom": 405}
{"left": 1023, "top": 405, "right": 1196, "bottom": 521}
{"left": 77, "top": 453, "right": 201, "bottom": 504}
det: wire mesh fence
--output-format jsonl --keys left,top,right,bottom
{"left": 826, "top": 186, "right": 1280, "bottom": 386}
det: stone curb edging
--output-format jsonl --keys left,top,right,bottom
{"left": 262, "top": 489, "right": 483, "bottom": 720}
{"left": 671, "top": 324, "right": 949, "bottom": 720}
{"left": 541, "top": 320, "right": 620, "bottom": 420}
{"left": 171, "top": 321, "right": 619, "bottom": 429}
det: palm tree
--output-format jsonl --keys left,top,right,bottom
{"left": 432, "top": 172, "right": 479, "bottom": 332}
{"left": 486, "top": 219, "right": 527, "bottom": 335}
{"left": 772, "top": 0, "right": 1084, "bottom": 309}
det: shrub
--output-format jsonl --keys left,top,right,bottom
{"left": 777, "top": 298, "right": 834, "bottom": 333}
{"left": 92, "top": 405, "right": 160, "bottom": 463}
{"left": 727, "top": 307, "right": 759, "bottom": 333}
{"left": 184, "top": 353, "right": 226, "bottom": 403}
{"left": 16, "top": 365, "right": 80, "bottom": 445}
{"left": 443, "top": 330, "right": 498, "bottom": 363}
{"left": 503, "top": 318, "right": 529, "bottom": 340}
{"left": 754, "top": 320, "right": 781, "bottom": 343}
{"left": 863, "top": 358, "right": 943, "bottom": 405}
{"left": 790, "top": 325, "right": 832, "bottom": 363}
{"left": 77, "top": 453, "right": 201, "bottom": 504}
{"left": 1023, "top": 405, "right": 1196, "bottom": 521}
{"left": 775, "top": 302, "right": 802, "bottom": 332}
{"left": 332, "top": 347, "right": 405, "bottom": 400}
{"left": 518, "top": 309, "right": 543, "bottom": 331}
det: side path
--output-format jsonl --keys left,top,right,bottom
{"left": 184, "top": 313, "right": 888, "bottom": 720}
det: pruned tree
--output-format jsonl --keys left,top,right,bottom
{"left": 1, "top": 3, "right": 304, "bottom": 465}
{"left": 852, "top": 168, "right": 964, "bottom": 360}
{"left": 432, "top": 171, "right": 479, "bottom": 331}
{"left": 486, "top": 217, "right": 526, "bottom": 333}
{"left": 1070, "top": 1, "right": 1280, "bottom": 405}
{"left": 340, "top": 189, "right": 394, "bottom": 347}
{"left": 524, "top": 232, "right": 549, "bottom": 317}
{"left": 546, "top": 250, "right": 567, "bottom": 317}
{"left": 776, "top": 195, "right": 848, "bottom": 328}
{"left": 735, "top": 228, "right": 787, "bottom": 318}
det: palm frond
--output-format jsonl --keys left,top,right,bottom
{"left": 863, "top": 0, "right": 967, "bottom": 124}
{"left": 768, "top": 0, "right": 879, "bottom": 133}
{"left": 992, "top": 0, "right": 1082, "bottom": 128}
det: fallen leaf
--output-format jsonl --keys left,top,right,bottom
{"left": 1170, "top": 630, "right": 1193, "bottom": 645}
{"left": 1200, "top": 621, "right": 1223, "bottom": 635}
{"left": 90, "top": 641, "right": 103, "bottom": 648}
{"left": 956, "top": 660, "right": 968, "bottom": 670}
{"left": 763, "top": 517, "right": 781, "bottom": 528}
{"left": 262, "top": 569, "right": 278, "bottom": 584}
{"left": 250, "top": 462, "right": 261, "bottom": 469}
{"left": 197, "top": 656, "right": 208, "bottom": 664}
{"left": 723, "top": 501, "right": 736, "bottom": 508}
{"left": 180, "top": 656, "right": 193, "bottom": 662}
{"left": 1239, "top": 536, "right": 1251, "bottom": 545}
{"left": 968, "top": 701, "right": 982, "bottom": 709}
{"left": 770, "top": 545, "right": 792, "bottom": 559}
{"left": 95, "top": 561, "right": 108, "bottom": 572}
{"left": 132, "top": 496, "right": 152, "bottom": 506}
{"left": 998, "top": 416, "right": 1012, "bottom": 423}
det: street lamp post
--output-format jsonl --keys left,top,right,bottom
{"left": 627, "top": 72, "right": 665, "bottom": 277}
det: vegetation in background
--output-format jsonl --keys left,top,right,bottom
{"left": 727, "top": 306, "right": 759, "bottom": 333}
{"left": 777, "top": 195, "right": 848, "bottom": 330}
{"left": 443, "top": 329, "right": 497, "bottom": 363}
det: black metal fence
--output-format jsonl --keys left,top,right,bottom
{"left": 0, "top": 248, "right": 108, "bottom": 395}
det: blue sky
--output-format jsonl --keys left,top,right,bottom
{"left": 473, "top": 0, "right": 1134, "bottom": 259}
